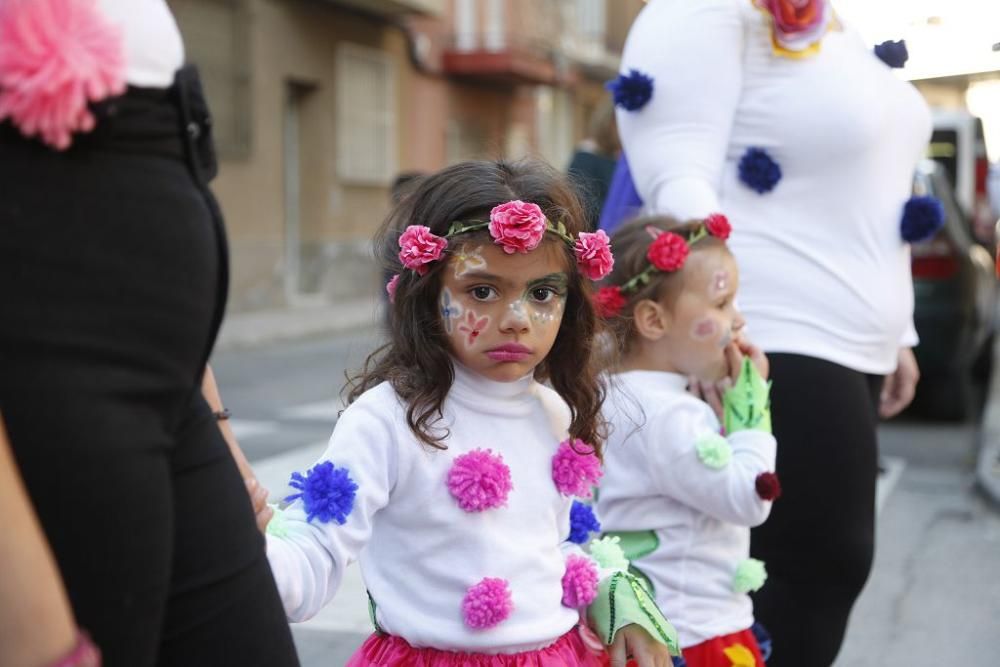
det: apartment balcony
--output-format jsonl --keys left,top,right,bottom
{"left": 321, "top": 0, "right": 444, "bottom": 17}
{"left": 442, "top": 34, "right": 570, "bottom": 86}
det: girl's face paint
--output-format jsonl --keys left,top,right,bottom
{"left": 659, "top": 248, "right": 745, "bottom": 382}
{"left": 438, "top": 241, "right": 569, "bottom": 382}
{"left": 453, "top": 244, "right": 487, "bottom": 279}
{"left": 439, "top": 287, "right": 464, "bottom": 334}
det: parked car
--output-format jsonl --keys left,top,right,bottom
{"left": 910, "top": 159, "right": 997, "bottom": 420}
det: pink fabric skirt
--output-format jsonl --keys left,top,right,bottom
{"left": 345, "top": 627, "right": 610, "bottom": 667}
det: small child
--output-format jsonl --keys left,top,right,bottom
{"left": 594, "top": 215, "right": 778, "bottom": 667}
{"left": 261, "top": 160, "right": 679, "bottom": 666}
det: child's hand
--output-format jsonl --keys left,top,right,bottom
{"left": 608, "top": 624, "right": 672, "bottom": 667}
{"left": 245, "top": 478, "right": 273, "bottom": 534}
{"left": 687, "top": 375, "right": 730, "bottom": 423}
{"left": 733, "top": 335, "right": 769, "bottom": 380}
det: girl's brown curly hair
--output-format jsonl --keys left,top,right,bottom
{"left": 347, "top": 159, "right": 606, "bottom": 455}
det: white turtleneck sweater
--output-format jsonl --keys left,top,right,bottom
{"left": 266, "top": 364, "right": 584, "bottom": 653}
{"left": 617, "top": 0, "right": 931, "bottom": 374}
{"left": 597, "top": 371, "right": 776, "bottom": 648}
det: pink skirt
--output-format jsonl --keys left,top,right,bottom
{"left": 345, "top": 627, "right": 610, "bottom": 667}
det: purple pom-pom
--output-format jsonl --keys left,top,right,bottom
{"left": 552, "top": 439, "right": 603, "bottom": 498}
{"left": 901, "top": 195, "right": 944, "bottom": 242}
{"left": 447, "top": 449, "right": 513, "bottom": 513}
{"left": 462, "top": 577, "right": 513, "bottom": 629}
{"left": 561, "top": 555, "right": 599, "bottom": 608}
{"left": 568, "top": 500, "right": 601, "bottom": 544}
{"left": 285, "top": 461, "right": 358, "bottom": 524}
{"left": 606, "top": 69, "right": 654, "bottom": 111}
{"left": 874, "top": 40, "right": 908, "bottom": 68}
{"left": 738, "top": 147, "right": 782, "bottom": 194}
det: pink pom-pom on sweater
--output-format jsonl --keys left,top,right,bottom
{"left": 447, "top": 449, "right": 513, "bottom": 513}
{"left": 0, "top": 0, "right": 127, "bottom": 150}
{"left": 561, "top": 555, "right": 599, "bottom": 608}
{"left": 461, "top": 577, "right": 513, "bottom": 629}
{"left": 551, "top": 439, "right": 602, "bottom": 498}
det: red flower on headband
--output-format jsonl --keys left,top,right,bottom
{"left": 575, "top": 230, "right": 615, "bottom": 280}
{"left": 489, "top": 200, "right": 547, "bottom": 254}
{"left": 704, "top": 213, "right": 732, "bottom": 240}
{"left": 398, "top": 225, "right": 448, "bottom": 275}
{"left": 647, "top": 231, "right": 689, "bottom": 272}
{"left": 593, "top": 286, "right": 627, "bottom": 319}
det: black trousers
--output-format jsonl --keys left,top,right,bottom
{"left": 750, "top": 354, "right": 883, "bottom": 667}
{"left": 0, "top": 69, "right": 299, "bottom": 666}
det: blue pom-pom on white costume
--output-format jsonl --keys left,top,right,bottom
{"left": 738, "top": 147, "right": 782, "bottom": 194}
{"left": 606, "top": 69, "right": 654, "bottom": 111}
{"left": 567, "top": 500, "right": 602, "bottom": 544}
{"left": 900, "top": 195, "right": 944, "bottom": 242}
{"left": 874, "top": 40, "right": 908, "bottom": 68}
{"left": 285, "top": 460, "right": 359, "bottom": 524}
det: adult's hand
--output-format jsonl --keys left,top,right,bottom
{"left": 880, "top": 347, "right": 920, "bottom": 419}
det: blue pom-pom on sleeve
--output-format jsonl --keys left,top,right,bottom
{"left": 874, "top": 39, "right": 908, "bottom": 68}
{"left": 738, "top": 147, "right": 782, "bottom": 194}
{"left": 751, "top": 622, "right": 773, "bottom": 661}
{"left": 568, "top": 500, "right": 602, "bottom": 544}
{"left": 285, "top": 461, "right": 359, "bottom": 524}
{"left": 901, "top": 195, "right": 944, "bottom": 242}
{"left": 606, "top": 69, "right": 654, "bottom": 112}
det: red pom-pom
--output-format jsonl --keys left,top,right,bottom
{"left": 755, "top": 472, "right": 782, "bottom": 501}
{"left": 646, "top": 232, "right": 689, "bottom": 272}
{"left": 704, "top": 213, "right": 732, "bottom": 240}
{"left": 593, "top": 286, "right": 627, "bottom": 318}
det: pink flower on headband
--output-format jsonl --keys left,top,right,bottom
{"left": 575, "top": 230, "right": 614, "bottom": 280}
{"left": 385, "top": 274, "right": 400, "bottom": 303}
{"left": 647, "top": 232, "right": 689, "bottom": 272}
{"left": 593, "top": 286, "right": 626, "bottom": 319}
{"left": 704, "top": 213, "right": 732, "bottom": 240}
{"left": 398, "top": 225, "right": 448, "bottom": 275}
{"left": 489, "top": 200, "right": 547, "bottom": 254}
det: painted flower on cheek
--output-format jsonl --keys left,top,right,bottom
{"left": 489, "top": 200, "right": 547, "bottom": 254}
{"left": 439, "top": 288, "right": 464, "bottom": 334}
{"left": 458, "top": 310, "right": 490, "bottom": 347}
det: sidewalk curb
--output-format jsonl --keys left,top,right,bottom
{"left": 214, "top": 298, "right": 383, "bottom": 352}
{"left": 976, "top": 335, "right": 1000, "bottom": 507}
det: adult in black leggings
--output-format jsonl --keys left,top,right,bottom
{"left": 0, "top": 68, "right": 299, "bottom": 666}
{"left": 749, "top": 355, "right": 885, "bottom": 667}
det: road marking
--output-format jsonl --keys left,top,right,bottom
{"left": 876, "top": 455, "right": 906, "bottom": 515}
{"left": 279, "top": 398, "right": 345, "bottom": 422}
{"left": 230, "top": 419, "right": 280, "bottom": 440}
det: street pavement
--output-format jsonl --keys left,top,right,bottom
{"left": 212, "top": 330, "right": 1000, "bottom": 667}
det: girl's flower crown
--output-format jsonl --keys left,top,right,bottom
{"left": 594, "top": 213, "right": 731, "bottom": 319}
{"left": 396, "top": 200, "right": 614, "bottom": 281}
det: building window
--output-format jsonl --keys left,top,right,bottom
{"left": 336, "top": 44, "right": 398, "bottom": 185}
{"left": 169, "top": 0, "right": 252, "bottom": 159}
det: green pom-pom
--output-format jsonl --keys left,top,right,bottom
{"left": 733, "top": 558, "right": 768, "bottom": 593}
{"left": 265, "top": 504, "right": 289, "bottom": 538}
{"left": 695, "top": 432, "right": 732, "bottom": 469}
{"left": 589, "top": 535, "right": 630, "bottom": 571}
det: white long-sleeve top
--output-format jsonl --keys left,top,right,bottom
{"left": 597, "top": 371, "right": 776, "bottom": 648}
{"left": 266, "top": 364, "right": 584, "bottom": 653}
{"left": 97, "top": 0, "right": 184, "bottom": 87}
{"left": 617, "top": 0, "right": 931, "bottom": 374}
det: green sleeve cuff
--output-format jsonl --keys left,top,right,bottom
{"left": 265, "top": 504, "right": 289, "bottom": 538}
{"left": 723, "top": 357, "right": 772, "bottom": 434}
{"left": 586, "top": 571, "right": 681, "bottom": 656}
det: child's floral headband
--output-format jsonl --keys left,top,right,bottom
{"left": 593, "top": 213, "right": 731, "bottom": 318}
{"left": 396, "top": 200, "right": 614, "bottom": 281}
